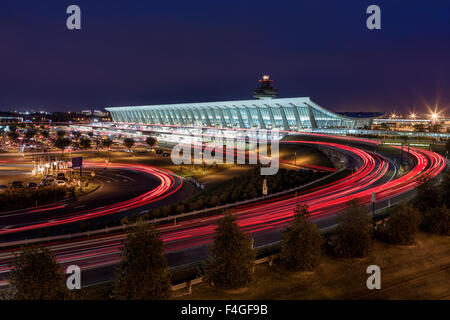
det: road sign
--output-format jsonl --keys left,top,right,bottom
{"left": 262, "top": 178, "right": 268, "bottom": 195}
{"left": 371, "top": 192, "right": 376, "bottom": 202}
{"left": 72, "top": 157, "right": 83, "bottom": 168}
{"left": 90, "top": 171, "right": 96, "bottom": 178}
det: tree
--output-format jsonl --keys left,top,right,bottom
{"left": 421, "top": 206, "right": 450, "bottom": 235}
{"left": 8, "top": 124, "right": 17, "bottom": 132}
{"left": 7, "top": 131, "right": 19, "bottom": 142}
{"left": 54, "top": 137, "right": 71, "bottom": 155}
{"left": 79, "top": 137, "right": 91, "bottom": 149}
{"left": 204, "top": 213, "right": 255, "bottom": 289}
{"left": 400, "top": 135, "right": 408, "bottom": 166}
{"left": 72, "top": 131, "right": 81, "bottom": 141}
{"left": 413, "top": 176, "right": 440, "bottom": 212}
{"left": 440, "top": 172, "right": 450, "bottom": 208}
{"left": 376, "top": 204, "right": 421, "bottom": 245}
{"left": 24, "top": 129, "right": 37, "bottom": 141}
{"left": 40, "top": 130, "right": 49, "bottom": 140}
{"left": 8, "top": 246, "right": 72, "bottom": 300}
{"left": 114, "top": 220, "right": 172, "bottom": 299}
{"left": 280, "top": 204, "right": 322, "bottom": 271}
{"left": 102, "top": 138, "right": 113, "bottom": 162}
{"left": 146, "top": 136, "right": 158, "bottom": 149}
{"left": 331, "top": 200, "right": 372, "bottom": 258}
{"left": 102, "top": 138, "right": 113, "bottom": 149}
{"left": 123, "top": 138, "right": 135, "bottom": 151}
{"left": 56, "top": 130, "right": 66, "bottom": 138}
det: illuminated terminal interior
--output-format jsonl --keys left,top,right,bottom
{"left": 106, "top": 97, "right": 378, "bottom": 131}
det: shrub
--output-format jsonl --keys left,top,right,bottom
{"left": 114, "top": 221, "right": 171, "bottom": 299}
{"left": 331, "top": 200, "right": 372, "bottom": 258}
{"left": 204, "top": 213, "right": 255, "bottom": 289}
{"left": 440, "top": 172, "right": 450, "bottom": 208}
{"left": 280, "top": 204, "right": 322, "bottom": 271}
{"left": 376, "top": 204, "right": 421, "bottom": 245}
{"left": 413, "top": 176, "right": 440, "bottom": 212}
{"left": 0, "top": 186, "right": 71, "bottom": 211}
{"left": 421, "top": 206, "right": 450, "bottom": 235}
{"left": 9, "top": 246, "right": 73, "bottom": 300}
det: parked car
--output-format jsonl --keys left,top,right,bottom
{"left": 10, "top": 181, "right": 24, "bottom": 189}
{"left": 56, "top": 180, "right": 66, "bottom": 187}
{"left": 57, "top": 173, "right": 66, "bottom": 180}
{"left": 40, "top": 178, "right": 56, "bottom": 187}
{"left": 27, "top": 182, "right": 38, "bottom": 189}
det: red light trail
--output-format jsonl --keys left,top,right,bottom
{"left": 0, "top": 162, "right": 183, "bottom": 235}
{"left": 0, "top": 135, "right": 446, "bottom": 282}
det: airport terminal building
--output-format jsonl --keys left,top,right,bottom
{"left": 106, "top": 76, "right": 381, "bottom": 131}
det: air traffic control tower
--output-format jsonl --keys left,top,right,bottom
{"left": 253, "top": 75, "right": 279, "bottom": 99}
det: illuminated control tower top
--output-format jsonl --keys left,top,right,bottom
{"left": 253, "top": 75, "right": 279, "bottom": 99}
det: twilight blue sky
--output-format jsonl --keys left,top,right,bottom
{"left": 0, "top": 0, "right": 449, "bottom": 114}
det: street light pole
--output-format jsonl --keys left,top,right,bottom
{"left": 371, "top": 192, "right": 376, "bottom": 230}
{"left": 372, "top": 201, "right": 375, "bottom": 229}
{"left": 400, "top": 142, "right": 403, "bottom": 167}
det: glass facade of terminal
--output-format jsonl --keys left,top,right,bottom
{"left": 106, "top": 98, "right": 372, "bottom": 130}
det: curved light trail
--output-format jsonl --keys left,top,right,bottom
{"left": 0, "top": 135, "right": 447, "bottom": 282}
{"left": 0, "top": 162, "right": 183, "bottom": 235}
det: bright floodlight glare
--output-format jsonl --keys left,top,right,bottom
{"left": 409, "top": 113, "right": 416, "bottom": 119}
{"left": 431, "top": 113, "right": 438, "bottom": 120}
{"left": 263, "top": 75, "right": 269, "bottom": 81}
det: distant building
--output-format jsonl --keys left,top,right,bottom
{"left": 0, "top": 116, "right": 23, "bottom": 123}
{"left": 93, "top": 110, "right": 109, "bottom": 117}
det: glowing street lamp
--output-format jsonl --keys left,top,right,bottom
{"left": 409, "top": 113, "right": 416, "bottom": 119}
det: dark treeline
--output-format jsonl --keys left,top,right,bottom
{"left": 0, "top": 186, "right": 74, "bottom": 211}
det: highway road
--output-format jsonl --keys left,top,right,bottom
{"left": 0, "top": 134, "right": 447, "bottom": 287}
{"left": 0, "top": 161, "right": 196, "bottom": 241}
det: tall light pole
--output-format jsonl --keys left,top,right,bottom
{"left": 371, "top": 192, "right": 376, "bottom": 230}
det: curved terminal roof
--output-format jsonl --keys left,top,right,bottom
{"left": 106, "top": 97, "right": 378, "bottom": 130}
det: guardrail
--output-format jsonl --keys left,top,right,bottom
{"left": 170, "top": 253, "right": 280, "bottom": 295}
